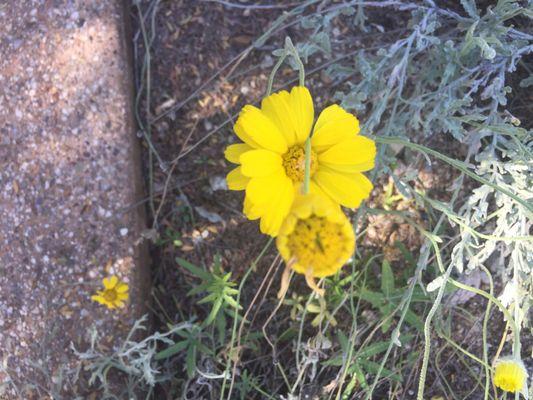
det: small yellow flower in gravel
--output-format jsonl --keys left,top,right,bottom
{"left": 91, "top": 275, "right": 129, "bottom": 309}
{"left": 493, "top": 358, "right": 528, "bottom": 394}
{"left": 276, "top": 193, "right": 355, "bottom": 296}
{"left": 225, "top": 86, "right": 376, "bottom": 236}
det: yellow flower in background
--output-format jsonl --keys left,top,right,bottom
{"left": 493, "top": 358, "right": 528, "bottom": 394}
{"left": 91, "top": 275, "right": 129, "bottom": 309}
{"left": 225, "top": 86, "right": 376, "bottom": 236}
{"left": 276, "top": 193, "right": 355, "bottom": 296}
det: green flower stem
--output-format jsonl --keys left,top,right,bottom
{"left": 448, "top": 278, "right": 519, "bottom": 345}
{"left": 284, "top": 37, "right": 305, "bottom": 86}
{"left": 266, "top": 54, "right": 287, "bottom": 96}
{"left": 266, "top": 37, "right": 305, "bottom": 95}
{"left": 438, "top": 329, "right": 492, "bottom": 370}
{"left": 479, "top": 264, "right": 494, "bottom": 400}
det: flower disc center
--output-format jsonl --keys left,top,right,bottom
{"left": 287, "top": 216, "right": 348, "bottom": 269}
{"left": 282, "top": 145, "right": 317, "bottom": 182}
{"left": 103, "top": 289, "right": 118, "bottom": 302}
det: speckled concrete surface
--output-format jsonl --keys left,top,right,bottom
{"left": 0, "top": 1, "right": 149, "bottom": 397}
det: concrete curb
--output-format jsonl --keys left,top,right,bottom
{"left": 0, "top": 1, "right": 150, "bottom": 397}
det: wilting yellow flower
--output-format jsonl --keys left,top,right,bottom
{"left": 493, "top": 358, "right": 528, "bottom": 394}
{"left": 225, "top": 86, "right": 375, "bottom": 236}
{"left": 91, "top": 275, "right": 129, "bottom": 309}
{"left": 276, "top": 193, "right": 355, "bottom": 296}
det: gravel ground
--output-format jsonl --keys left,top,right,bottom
{"left": 0, "top": 1, "right": 149, "bottom": 397}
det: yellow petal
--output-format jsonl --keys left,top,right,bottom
{"left": 261, "top": 90, "right": 299, "bottom": 146}
{"left": 240, "top": 149, "right": 283, "bottom": 177}
{"left": 313, "top": 168, "right": 373, "bottom": 208}
{"left": 234, "top": 123, "right": 259, "bottom": 148}
{"left": 246, "top": 173, "right": 290, "bottom": 206}
{"left": 277, "top": 214, "right": 297, "bottom": 239}
{"left": 290, "top": 191, "right": 339, "bottom": 221}
{"left": 311, "top": 105, "right": 360, "bottom": 153}
{"left": 91, "top": 295, "right": 105, "bottom": 304}
{"left": 290, "top": 194, "right": 314, "bottom": 220}
{"left": 308, "top": 181, "right": 333, "bottom": 209}
{"left": 234, "top": 105, "right": 287, "bottom": 153}
{"left": 227, "top": 167, "right": 250, "bottom": 191}
{"left": 117, "top": 292, "right": 129, "bottom": 301}
{"left": 289, "top": 86, "right": 314, "bottom": 144}
{"left": 243, "top": 197, "right": 263, "bottom": 220}
{"left": 318, "top": 136, "right": 376, "bottom": 173}
{"left": 103, "top": 275, "right": 118, "bottom": 290}
{"left": 116, "top": 283, "right": 129, "bottom": 293}
{"left": 259, "top": 177, "right": 294, "bottom": 236}
{"left": 224, "top": 143, "right": 252, "bottom": 164}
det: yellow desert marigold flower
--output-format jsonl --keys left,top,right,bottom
{"left": 276, "top": 193, "right": 355, "bottom": 296}
{"left": 493, "top": 358, "right": 528, "bottom": 394}
{"left": 225, "top": 86, "right": 376, "bottom": 236}
{"left": 91, "top": 275, "right": 129, "bottom": 309}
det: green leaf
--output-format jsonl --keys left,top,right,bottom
{"left": 198, "top": 292, "right": 219, "bottom": 304}
{"left": 224, "top": 306, "right": 243, "bottom": 321}
{"left": 186, "top": 345, "right": 197, "bottom": 378}
{"left": 357, "top": 335, "right": 412, "bottom": 358}
{"left": 410, "top": 287, "right": 429, "bottom": 302}
{"left": 197, "top": 341, "right": 214, "bottom": 356}
{"left": 204, "top": 297, "right": 223, "bottom": 326}
{"left": 176, "top": 257, "right": 211, "bottom": 280}
{"left": 378, "top": 303, "right": 396, "bottom": 333}
{"left": 225, "top": 287, "right": 239, "bottom": 295}
{"left": 460, "top": 0, "right": 479, "bottom": 18}
{"left": 394, "top": 241, "right": 416, "bottom": 270}
{"left": 404, "top": 309, "right": 424, "bottom": 332}
{"left": 473, "top": 37, "right": 496, "bottom": 60}
{"left": 381, "top": 260, "right": 394, "bottom": 297}
{"left": 322, "top": 356, "right": 344, "bottom": 367}
{"left": 278, "top": 327, "right": 298, "bottom": 342}
{"left": 224, "top": 295, "right": 241, "bottom": 309}
{"left": 359, "top": 360, "right": 402, "bottom": 382}
{"left": 155, "top": 340, "right": 188, "bottom": 360}
{"left": 342, "top": 367, "right": 360, "bottom": 397}
{"left": 351, "top": 363, "right": 369, "bottom": 389}
{"left": 306, "top": 303, "right": 321, "bottom": 313}
{"left": 215, "top": 311, "right": 226, "bottom": 344}
{"left": 460, "top": 20, "right": 478, "bottom": 56}
{"left": 337, "top": 329, "right": 350, "bottom": 353}
{"left": 187, "top": 283, "right": 209, "bottom": 296}
{"left": 356, "top": 288, "right": 383, "bottom": 307}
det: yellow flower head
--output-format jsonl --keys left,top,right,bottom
{"left": 277, "top": 193, "right": 355, "bottom": 289}
{"left": 91, "top": 275, "right": 129, "bottom": 309}
{"left": 225, "top": 86, "right": 376, "bottom": 236}
{"left": 493, "top": 358, "right": 528, "bottom": 394}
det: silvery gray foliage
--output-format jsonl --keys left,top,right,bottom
{"left": 295, "top": 0, "right": 532, "bottom": 327}
{"left": 72, "top": 316, "right": 192, "bottom": 398}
